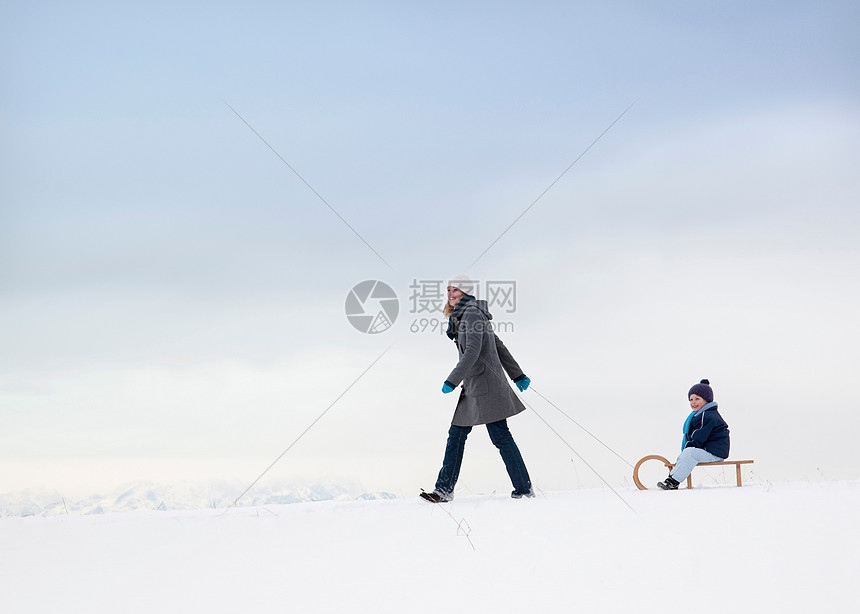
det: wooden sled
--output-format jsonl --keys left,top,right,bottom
{"left": 633, "top": 454, "right": 754, "bottom": 490}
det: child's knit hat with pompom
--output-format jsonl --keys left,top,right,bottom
{"left": 688, "top": 379, "right": 714, "bottom": 403}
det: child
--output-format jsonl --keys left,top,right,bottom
{"left": 657, "top": 379, "right": 730, "bottom": 490}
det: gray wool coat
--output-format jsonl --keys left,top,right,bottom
{"left": 445, "top": 300, "right": 526, "bottom": 427}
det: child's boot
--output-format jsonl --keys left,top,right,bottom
{"left": 657, "top": 476, "right": 680, "bottom": 490}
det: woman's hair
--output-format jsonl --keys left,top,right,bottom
{"left": 443, "top": 291, "right": 473, "bottom": 317}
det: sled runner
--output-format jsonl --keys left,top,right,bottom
{"left": 633, "top": 454, "right": 754, "bottom": 490}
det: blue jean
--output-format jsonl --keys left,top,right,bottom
{"left": 434, "top": 419, "right": 532, "bottom": 498}
{"left": 670, "top": 447, "right": 725, "bottom": 481}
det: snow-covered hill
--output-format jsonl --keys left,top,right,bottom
{"left": 2, "top": 480, "right": 857, "bottom": 613}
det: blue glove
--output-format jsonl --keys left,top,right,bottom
{"left": 442, "top": 381, "right": 455, "bottom": 394}
{"left": 514, "top": 374, "right": 530, "bottom": 392}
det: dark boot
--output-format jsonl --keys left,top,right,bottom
{"left": 420, "top": 489, "right": 452, "bottom": 503}
{"left": 657, "top": 476, "right": 680, "bottom": 490}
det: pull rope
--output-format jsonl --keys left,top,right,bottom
{"left": 469, "top": 354, "right": 636, "bottom": 514}
{"left": 519, "top": 394, "right": 636, "bottom": 515}
{"left": 530, "top": 386, "right": 634, "bottom": 469}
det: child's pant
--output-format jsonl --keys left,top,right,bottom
{"left": 670, "top": 447, "right": 725, "bottom": 481}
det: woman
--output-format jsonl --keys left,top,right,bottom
{"left": 421, "top": 275, "right": 534, "bottom": 502}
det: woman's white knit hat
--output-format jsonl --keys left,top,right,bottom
{"left": 447, "top": 274, "right": 476, "bottom": 295}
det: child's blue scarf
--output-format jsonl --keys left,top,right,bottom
{"left": 681, "top": 401, "right": 718, "bottom": 451}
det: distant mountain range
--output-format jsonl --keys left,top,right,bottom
{"left": 0, "top": 480, "right": 397, "bottom": 517}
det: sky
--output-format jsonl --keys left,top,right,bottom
{"left": 2, "top": 1, "right": 859, "bottom": 498}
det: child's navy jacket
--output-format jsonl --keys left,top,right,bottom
{"left": 683, "top": 402, "right": 730, "bottom": 459}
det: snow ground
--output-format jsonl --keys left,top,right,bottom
{"left": 2, "top": 480, "right": 857, "bottom": 614}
